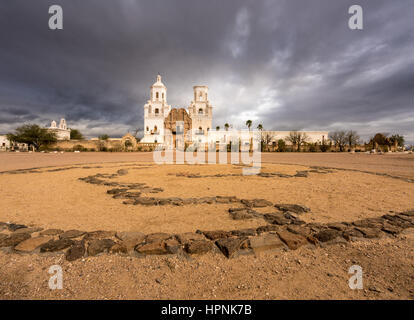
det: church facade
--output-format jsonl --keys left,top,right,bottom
{"left": 141, "top": 75, "right": 328, "bottom": 148}
{"left": 48, "top": 118, "right": 71, "bottom": 140}
{"left": 141, "top": 75, "right": 213, "bottom": 146}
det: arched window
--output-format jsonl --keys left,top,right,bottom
{"left": 162, "top": 93, "right": 164, "bottom": 100}
{"left": 154, "top": 125, "right": 158, "bottom": 132}
{"left": 156, "top": 92, "right": 159, "bottom": 99}
{"left": 155, "top": 108, "right": 159, "bottom": 114}
{"left": 198, "top": 108, "right": 203, "bottom": 114}
{"left": 146, "top": 126, "right": 149, "bottom": 132}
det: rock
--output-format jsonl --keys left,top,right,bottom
{"left": 274, "top": 204, "right": 310, "bottom": 214}
{"left": 0, "top": 233, "right": 31, "bottom": 247}
{"left": 134, "top": 197, "right": 158, "bottom": 206}
{"left": 135, "top": 240, "right": 168, "bottom": 255}
{"left": 252, "top": 199, "right": 273, "bottom": 207}
{"left": 400, "top": 210, "right": 414, "bottom": 217}
{"left": 59, "top": 230, "right": 86, "bottom": 239}
{"left": 283, "top": 212, "right": 305, "bottom": 225}
{"left": 176, "top": 232, "right": 206, "bottom": 244}
{"left": 277, "top": 230, "right": 309, "bottom": 250}
{"left": 202, "top": 230, "right": 232, "bottom": 240}
{"left": 229, "top": 208, "right": 255, "bottom": 220}
{"left": 396, "top": 214, "right": 414, "bottom": 223}
{"left": 110, "top": 243, "right": 128, "bottom": 254}
{"left": 84, "top": 230, "right": 116, "bottom": 240}
{"left": 315, "top": 229, "right": 343, "bottom": 242}
{"left": 117, "top": 169, "right": 129, "bottom": 176}
{"left": 164, "top": 238, "right": 181, "bottom": 254}
{"left": 115, "top": 231, "right": 146, "bottom": 251}
{"left": 326, "top": 223, "right": 349, "bottom": 231}
{"left": 215, "top": 196, "right": 232, "bottom": 204}
{"left": 381, "top": 223, "right": 402, "bottom": 236}
{"left": 241, "top": 199, "right": 272, "bottom": 208}
{"left": 256, "top": 225, "right": 280, "bottom": 234}
{"left": 65, "top": 242, "right": 85, "bottom": 261}
{"left": 185, "top": 240, "right": 215, "bottom": 254}
{"left": 122, "top": 192, "right": 142, "bottom": 199}
{"left": 342, "top": 228, "right": 365, "bottom": 241}
{"left": 198, "top": 197, "right": 216, "bottom": 204}
{"left": 382, "top": 215, "right": 413, "bottom": 228}
{"left": 249, "top": 234, "right": 285, "bottom": 253}
{"left": 145, "top": 233, "right": 172, "bottom": 242}
{"left": 7, "top": 223, "right": 27, "bottom": 232}
{"left": 40, "top": 229, "right": 64, "bottom": 236}
{"left": 167, "top": 198, "right": 184, "bottom": 206}
{"left": 40, "top": 239, "right": 74, "bottom": 252}
{"left": 230, "top": 228, "right": 257, "bottom": 237}
{"left": 354, "top": 227, "right": 382, "bottom": 239}
{"left": 294, "top": 171, "right": 308, "bottom": 177}
{"left": 264, "top": 212, "right": 291, "bottom": 225}
{"left": 215, "top": 237, "right": 248, "bottom": 258}
{"left": 14, "top": 236, "right": 53, "bottom": 252}
{"left": 353, "top": 218, "right": 384, "bottom": 229}
{"left": 107, "top": 188, "right": 128, "bottom": 195}
{"left": 12, "top": 227, "right": 43, "bottom": 235}
{"left": 87, "top": 239, "right": 116, "bottom": 256}
{"left": 287, "top": 225, "right": 313, "bottom": 237}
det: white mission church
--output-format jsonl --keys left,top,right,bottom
{"left": 141, "top": 75, "right": 328, "bottom": 149}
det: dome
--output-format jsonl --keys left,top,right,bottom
{"left": 151, "top": 74, "right": 165, "bottom": 87}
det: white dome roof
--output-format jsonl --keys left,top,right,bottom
{"left": 152, "top": 74, "right": 165, "bottom": 87}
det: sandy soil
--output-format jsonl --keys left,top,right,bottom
{"left": 1, "top": 152, "right": 414, "bottom": 179}
{"left": 1, "top": 231, "right": 413, "bottom": 299}
{"left": 0, "top": 162, "right": 413, "bottom": 232}
{"left": 0, "top": 152, "right": 413, "bottom": 300}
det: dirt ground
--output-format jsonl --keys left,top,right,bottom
{"left": 0, "top": 152, "right": 413, "bottom": 299}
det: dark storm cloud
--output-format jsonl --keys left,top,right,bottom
{"left": 0, "top": 0, "right": 413, "bottom": 142}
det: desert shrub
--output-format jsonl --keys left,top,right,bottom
{"left": 277, "top": 139, "right": 286, "bottom": 152}
{"left": 73, "top": 144, "right": 87, "bottom": 152}
{"left": 320, "top": 143, "right": 329, "bottom": 152}
{"left": 308, "top": 143, "right": 317, "bottom": 152}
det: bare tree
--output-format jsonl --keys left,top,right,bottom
{"left": 286, "top": 131, "right": 309, "bottom": 152}
{"left": 132, "top": 127, "right": 144, "bottom": 141}
{"left": 346, "top": 130, "right": 360, "bottom": 149}
{"left": 261, "top": 132, "right": 274, "bottom": 152}
{"left": 329, "top": 131, "right": 347, "bottom": 151}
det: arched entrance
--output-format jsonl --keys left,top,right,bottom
{"left": 121, "top": 133, "right": 137, "bottom": 151}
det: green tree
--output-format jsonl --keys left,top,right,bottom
{"left": 389, "top": 134, "right": 405, "bottom": 147}
{"left": 372, "top": 133, "right": 389, "bottom": 146}
{"left": 7, "top": 124, "right": 57, "bottom": 150}
{"left": 216, "top": 126, "right": 220, "bottom": 131}
{"left": 99, "top": 134, "right": 109, "bottom": 141}
{"left": 257, "top": 124, "right": 263, "bottom": 131}
{"left": 277, "top": 139, "right": 286, "bottom": 152}
{"left": 245, "top": 120, "right": 252, "bottom": 131}
{"left": 70, "top": 129, "right": 84, "bottom": 140}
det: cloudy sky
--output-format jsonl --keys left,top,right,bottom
{"left": 0, "top": 0, "right": 413, "bottom": 143}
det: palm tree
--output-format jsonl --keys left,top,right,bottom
{"left": 257, "top": 124, "right": 263, "bottom": 131}
{"left": 216, "top": 126, "right": 220, "bottom": 131}
{"left": 224, "top": 123, "right": 229, "bottom": 131}
{"left": 246, "top": 120, "right": 252, "bottom": 131}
